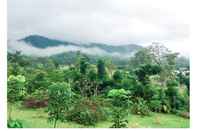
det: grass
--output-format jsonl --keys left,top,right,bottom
{"left": 8, "top": 103, "right": 189, "bottom": 128}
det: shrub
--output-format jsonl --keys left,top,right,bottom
{"left": 8, "top": 75, "right": 26, "bottom": 102}
{"left": 166, "top": 84, "right": 189, "bottom": 112}
{"left": 8, "top": 119, "right": 23, "bottom": 128}
{"left": 111, "top": 107, "right": 128, "bottom": 128}
{"left": 176, "top": 111, "right": 190, "bottom": 119}
{"left": 166, "top": 80, "right": 179, "bottom": 88}
{"left": 107, "top": 89, "right": 130, "bottom": 107}
{"left": 131, "top": 98, "right": 150, "bottom": 116}
{"left": 159, "top": 99, "right": 171, "bottom": 113}
{"left": 149, "top": 100, "right": 162, "bottom": 112}
{"left": 48, "top": 82, "right": 74, "bottom": 128}
{"left": 66, "top": 97, "right": 107, "bottom": 126}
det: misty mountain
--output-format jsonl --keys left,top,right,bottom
{"left": 8, "top": 35, "right": 144, "bottom": 66}
{"left": 19, "top": 35, "right": 142, "bottom": 55}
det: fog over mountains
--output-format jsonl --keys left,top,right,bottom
{"left": 8, "top": 0, "right": 190, "bottom": 57}
{"left": 8, "top": 35, "right": 142, "bottom": 58}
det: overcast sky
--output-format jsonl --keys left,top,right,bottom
{"left": 8, "top": 0, "right": 190, "bottom": 56}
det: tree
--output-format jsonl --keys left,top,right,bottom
{"left": 113, "top": 70, "right": 123, "bottom": 83}
{"left": 26, "top": 70, "right": 49, "bottom": 94}
{"left": 79, "top": 56, "right": 89, "bottom": 74}
{"left": 148, "top": 42, "right": 170, "bottom": 65}
{"left": 97, "top": 59, "right": 106, "bottom": 80}
{"left": 105, "top": 58, "right": 116, "bottom": 77}
{"left": 108, "top": 89, "right": 130, "bottom": 107}
{"left": 108, "top": 89, "right": 130, "bottom": 128}
{"left": 48, "top": 82, "right": 73, "bottom": 128}
{"left": 110, "top": 108, "right": 128, "bottom": 128}
{"left": 75, "top": 52, "right": 90, "bottom": 75}
{"left": 163, "top": 53, "right": 179, "bottom": 80}
{"left": 8, "top": 75, "right": 26, "bottom": 120}
{"left": 166, "top": 80, "right": 179, "bottom": 110}
{"left": 148, "top": 43, "right": 179, "bottom": 86}
{"left": 130, "top": 48, "right": 153, "bottom": 69}
{"left": 135, "top": 64, "right": 161, "bottom": 85}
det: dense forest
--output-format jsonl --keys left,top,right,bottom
{"left": 7, "top": 43, "right": 189, "bottom": 128}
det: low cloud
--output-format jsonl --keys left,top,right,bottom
{"left": 8, "top": 40, "right": 133, "bottom": 58}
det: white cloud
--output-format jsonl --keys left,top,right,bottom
{"left": 8, "top": 40, "right": 133, "bottom": 58}
{"left": 8, "top": 0, "right": 190, "bottom": 55}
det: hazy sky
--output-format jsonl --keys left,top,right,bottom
{"left": 8, "top": 0, "right": 190, "bottom": 56}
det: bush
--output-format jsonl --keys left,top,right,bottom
{"left": 48, "top": 82, "right": 74, "bottom": 128}
{"left": 176, "top": 111, "right": 190, "bottom": 119}
{"left": 107, "top": 89, "right": 130, "bottom": 107}
{"left": 160, "top": 99, "right": 171, "bottom": 113}
{"left": 131, "top": 98, "right": 150, "bottom": 116}
{"left": 8, "top": 119, "right": 23, "bottom": 128}
{"left": 166, "top": 80, "right": 179, "bottom": 88}
{"left": 66, "top": 97, "right": 107, "bottom": 126}
{"left": 149, "top": 100, "right": 162, "bottom": 112}
{"left": 111, "top": 107, "right": 128, "bottom": 128}
{"left": 166, "top": 85, "right": 189, "bottom": 112}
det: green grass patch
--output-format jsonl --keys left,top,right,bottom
{"left": 8, "top": 103, "right": 189, "bottom": 128}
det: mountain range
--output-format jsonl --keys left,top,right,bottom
{"left": 8, "top": 35, "right": 144, "bottom": 65}
{"left": 19, "top": 35, "right": 142, "bottom": 55}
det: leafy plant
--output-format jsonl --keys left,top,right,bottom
{"left": 131, "top": 98, "right": 150, "bottom": 116}
{"left": 66, "top": 97, "right": 107, "bottom": 126}
{"left": 111, "top": 107, "right": 128, "bottom": 128}
{"left": 8, "top": 75, "right": 26, "bottom": 102}
{"left": 48, "top": 82, "right": 73, "bottom": 128}
{"left": 108, "top": 89, "right": 130, "bottom": 128}
{"left": 8, "top": 75, "right": 26, "bottom": 120}
{"left": 107, "top": 89, "right": 130, "bottom": 107}
{"left": 149, "top": 100, "right": 162, "bottom": 112}
{"left": 8, "top": 119, "right": 23, "bottom": 128}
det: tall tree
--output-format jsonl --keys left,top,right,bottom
{"left": 130, "top": 48, "right": 153, "bottom": 69}
{"left": 97, "top": 59, "right": 106, "bottom": 80}
{"left": 48, "top": 82, "right": 73, "bottom": 128}
{"left": 8, "top": 75, "right": 26, "bottom": 120}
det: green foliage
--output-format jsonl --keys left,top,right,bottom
{"left": 66, "top": 97, "right": 107, "bottom": 126}
{"left": 148, "top": 88, "right": 171, "bottom": 113}
{"left": 79, "top": 55, "right": 90, "bottom": 74}
{"left": 111, "top": 107, "right": 128, "bottom": 128}
{"left": 131, "top": 98, "right": 150, "bottom": 116}
{"left": 166, "top": 80, "right": 179, "bottom": 88}
{"left": 97, "top": 59, "right": 107, "bottom": 80}
{"left": 177, "top": 71, "right": 190, "bottom": 95}
{"left": 135, "top": 64, "right": 161, "bottom": 85}
{"left": 26, "top": 70, "right": 49, "bottom": 94}
{"left": 29, "top": 90, "right": 48, "bottom": 100}
{"left": 7, "top": 42, "right": 190, "bottom": 127}
{"left": 48, "top": 82, "right": 73, "bottom": 128}
{"left": 108, "top": 89, "right": 130, "bottom": 107}
{"left": 10, "top": 103, "right": 190, "bottom": 128}
{"left": 108, "top": 89, "right": 130, "bottom": 128}
{"left": 8, "top": 75, "right": 26, "bottom": 102}
{"left": 113, "top": 70, "right": 123, "bottom": 83}
{"left": 130, "top": 48, "right": 153, "bottom": 69}
{"left": 8, "top": 119, "right": 23, "bottom": 128}
{"left": 165, "top": 82, "right": 188, "bottom": 112}
{"left": 149, "top": 100, "right": 162, "bottom": 112}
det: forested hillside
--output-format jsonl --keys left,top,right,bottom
{"left": 19, "top": 35, "right": 142, "bottom": 54}
{"left": 7, "top": 43, "right": 189, "bottom": 128}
